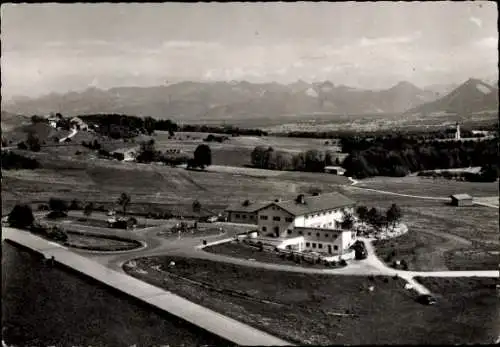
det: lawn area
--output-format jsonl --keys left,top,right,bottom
{"left": 65, "top": 232, "right": 142, "bottom": 251}
{"left": 373, "top": 229, "right": 452, "bottom": 271}
{"left": 124, "top": 256, "right": 498, "bottom": 345}
{"left": 203, "top": 241, "right": 343, "bottom": 269}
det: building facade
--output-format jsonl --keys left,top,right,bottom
{"left": 226, "top": 192, "right": 357, "bottom": 255}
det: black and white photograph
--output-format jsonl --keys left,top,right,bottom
{"left": 1, "top": 2, "right": 499, "bottom": 346}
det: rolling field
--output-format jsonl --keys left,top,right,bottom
{"left": 1, "top": 152, "right": 348, "bottom": 217}
{"left": 125, "top": 256, "right": 500, "bottom": 345}
{"left": 152, "top": 131, "right": 343, "bottom": 167}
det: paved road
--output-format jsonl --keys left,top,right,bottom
{"left": 2, "top": 227, "right": 293, "bottom": 347}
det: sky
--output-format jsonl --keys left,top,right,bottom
{"left": 1, "top": 1, "right": 498, "bottom": 99}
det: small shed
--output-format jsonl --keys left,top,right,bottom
{"left": 324, "top": 166, "right": 346, "bottom": 175}
{"left": 450, "top": 194, "right": 473, "bottom": 206}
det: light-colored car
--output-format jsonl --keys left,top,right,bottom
{"left": 206, "top": 216, "right": 218, "bottom": 223}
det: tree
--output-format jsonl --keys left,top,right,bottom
{"left": 193, "top": 144, "right": 212, "bottom": 169}
{"left": 367, "top": 207, "right": 384, "bottom": 231}
{"left": 8, "top": 204, "right": 35, "bottom": 229}
{"left": 356, "top": 205, "right": 369, "bottom": 225}
{"left": 304, "top": 149, "right": 326, "bottom": 172}
{"left": 49, "top": 198, "right": 68, "bottom": 212}
{"left": 69, "top": 199, "right": 81, "bottom": 210}
{"left": 17, "top": 141, "right": 28, "bottom": 150}
{"left": 83, "top": 202, "right": 94, "bottom": 219}
{"left": 117, "top": 193, "right": 131, "bottom": 215}
{"left": 26, "top": 133, "right": 41, "bottom": 152}
{"left": 192, "top": 200, "right": 202, "bottom": 213}
{"left": 340, "top": 212, "right": 355, "bottom": 230}
{"left": 386, "top": 204, "right": 402, "bottom": 230}
{"left": 143, "top": 117, "right": 156, "bottom": 135}
{"left": 136, "top": 139, "right": 158, "bottom": 163}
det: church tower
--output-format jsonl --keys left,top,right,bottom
{"left": 455, "top": 122, "right": 461, "bottom": 140}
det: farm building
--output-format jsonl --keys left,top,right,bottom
{"left": 450, "top": 194, "right": 473, "bottom": 206}
{"left": 324, "top": 166, "right": 346, "bottom": 175}
{"left": 226, "top": 192, "right": 357, "bottom": 257}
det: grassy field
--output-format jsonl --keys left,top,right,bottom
{"left": 356, "top": 176, "right": 499, "bottom": 197}
{"left": 204, "top": 241, "right": 343, "bottom": 269}
{"left": 124, "top": 256, "right": 499, "bottom": 345}
{"left": 2, "top": 150, "right": 348, "bottom": 217}
{"left": 2, "top": 242, "right": 229, "bottom": 347}
{"left": 346, "top": 180, "right": 499, "bottom": 271}
{"left": 414, "top": 277, "right": 499, "bottom": 342}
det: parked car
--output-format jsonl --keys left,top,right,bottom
{"left": 351, "top": 240, "right": 368, "bottom": 260}
{"left": 206, "top": 216, "right": 218, "bottom": 223}
{"left": 417, "top": 294, "right": 437, "bottom": 305}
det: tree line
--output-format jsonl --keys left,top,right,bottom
{"left": 135, "top": 139, "right": 212, "bottom": 169}
{"left": 250, "top": 146, "right": 340, "bottom": 172}
{"left": 341, "top": 136, "right": 499, "bottom": 179}
{"left": 179, "top": 124, "right": 267, "bottom": 136}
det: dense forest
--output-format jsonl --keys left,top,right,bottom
{"left": 341, "top": 136, "right": 499, "bottom": 180}
{"left": 250, "top": 146, "right": 340, "bottom": 172}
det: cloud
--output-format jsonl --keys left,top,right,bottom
{"left": 469, "top": 16, "right": 482, "bottom": 28}
{"left": 476, "top": 36, "right": 497, "bottom": 48}
{"left": 359, "top": 32, "right": 422, "bottom": 47}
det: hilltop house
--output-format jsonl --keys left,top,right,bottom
{"left": 226, "top": 192, "right": 357, "bottom": 257}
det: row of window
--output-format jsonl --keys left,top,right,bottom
{"left": 259, "top": 215, "right": 294, "bottom": 222}
{"left": 233, "top": 213, "right": 255, "bottom": 219}
{"left": 305, "top": 242, "right": 339, "bottom": 251}
{"left": 306, "top": 210, "right": 337, "bottom": 219}
{"left": 289, "top": 229, "right": 339, "bottom": 239}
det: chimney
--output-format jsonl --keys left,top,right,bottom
{"left": 274, "top": 198, "right": 282, "bottom": 202}
{"left": 296, "top": 194, "right": 306, "bottom": 204}
{"left": 242, "top": 200, "right": 251, "bottom": 206}
{"left": 312, "top": 192, "right": 320, "bottom": 196}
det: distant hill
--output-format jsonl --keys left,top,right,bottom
{"left": 405, "top": 78, "right": 499, "bottom": 116}
{"left": 1, "top": 111, "right": 31, "bottom": 132}
{"left": 3, "top": 80, "right": 442, "bottom": 120}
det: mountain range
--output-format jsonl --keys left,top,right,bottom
{"left": 2, "top": 78, "right": 498, "bottom": 121}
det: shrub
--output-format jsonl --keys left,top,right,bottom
{"left": 47, "top": 211, "right": 68, "bottom": 219}
{"left": 339, "top": 259, "right": 347, "bottom": 266}
{"left": 49, "top": 198, "right": 68, "bottom": 212}
{"left": 8, "top": 204, "right": 35, "bottom": 229}
{"left": 69, "top": 199, "right": 82, "bottom": 210}
{"left": 383, "top": 278, "right": 389, "bottom": 283}
{"left": 46, "top": 226, "right": 68, "bottom": 242}
{"left": 37, "top": 204, "right": 50, "bottom": 211}
{"left": 17, "top": 142, "right": 28, "bottom": 150}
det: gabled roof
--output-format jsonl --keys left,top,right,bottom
{"left": 275, "top": 192, "right": 355, "bottom": 216}
{"left": 226, "top": 192, "right": 356, "bottom": 216}
{"left": 225, "top": 200, "right": 273, "bottom": 213}
{"left": 450, "top": 194, "right": 472, "bottom": 200}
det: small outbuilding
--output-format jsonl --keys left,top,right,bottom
{"left": 450, "top": 194, "right": 473, "bottom": 207}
